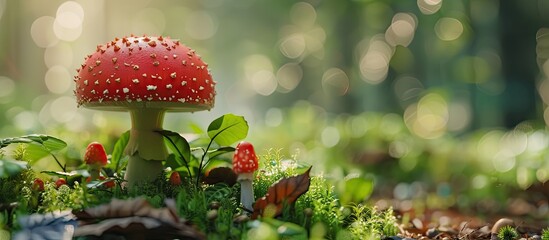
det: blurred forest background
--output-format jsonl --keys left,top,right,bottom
{"left": 1, "top": 0, "right": 549, "bottom": 212}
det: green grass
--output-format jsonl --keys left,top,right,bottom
{"left": 0, "top": 136, "right": 399, "bottom": 239}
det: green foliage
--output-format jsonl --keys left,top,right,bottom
{"left": 109, "top": 130, "right": 130, "bottom": 173}
{"left": 497, "top": 225, "right": 519, "bottom": 240}
{"left": 541, "top": 227, "right": 549, "bottom": 240}
{"left": 160, "top": 114, "right": 247, "bottom": 188}
{"left": 207, "top": 114, "right": 249, "bottom": 146}
{"left": 0, "top": 159, "right": 28, "bottom": 178}
{"left": 338, "top": 175, "right": 374, "bottom": 205}
{"left": 39, "top": 182, "right": 87, "bottom": 212}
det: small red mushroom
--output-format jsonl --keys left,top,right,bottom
{"left": 169, "top": 171, "right": 182, "bottom": 186}
{"left": 84, "top": 142, "right": 108, "bottom": 181}
{"left": 55, "top": 178, "right": 67, "bottom": 188}
{"left": 232, "top": 141, "right": 259, "bottom": 211}
{"left": 74, "top": 35, "right": 216, "bottom": 188}
{"left": 32, "top": 178, "right": 44, "bottom": 191}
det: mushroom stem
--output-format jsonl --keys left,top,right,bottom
{"left": 89, "top": 168, "right": 100, "bottom": 181}
{"left": 123, "top": 108, "right": 168, "bottom": 187}
{"left": 238, "top": 173, "right": 255, "bottom": 212}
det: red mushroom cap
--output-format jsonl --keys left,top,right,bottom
{"left": 84, "top": 142, "right": 108, "bottom": 168}
{"left": 74, "top": 35, "right": 215, "bottom": 111}
{"left": 232, "top": 141, "right": 259, "bottom": 175}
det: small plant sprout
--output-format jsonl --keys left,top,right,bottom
{"left": 232, "top": 141, "right": 259, "bottom": 212}
{"left": 74, "top": 35, "right": 216, "bottom": 188}
{"left": 542, "top": 227, "right": 549, "bottom": 240}
{"left": 497, "top": 225, "right": 518, "bottom": 240}
{"left": 84, "top": 142, "right": 108, "bottom": 181}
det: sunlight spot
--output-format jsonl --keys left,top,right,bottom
{"left": 279, "top": 33, "right": 306, "bottom": 59}
{"left": 394, "top": 182, "right": 410, "bottom": 200}
{"left": 472, "top": 175, "right": 488, "bottom": 189}
{"left": 417, "top": 0, "right": 442, "bottom": 15}
{"left": 251, "top": 70, "right": 277, "bottom": 96}
{"left": 44, "top": 43, "right": 73, "bottom": 69}
{"left": 359, "top": 37, "right": 393, "bottom": 84}
{"left": 435, "top": 18, "right": 463, "bottom": 41}
{"left": 385, "top": 13, "right": 417, "bottom": 47}
{"left": 13, "top": 111, "right": 37, "bottom": 131}
{"left": 50, "top": 96, "right": 76, "bottom": 123}
{"left": 516, "top": 167, "right": 532, "bottom": 189}
{"left": 132, "top": 8, "right": 166, "bottom": 35}
{"left": 185, "top": 11, "right": 217, "bottom": 40}
{"left": 321, "top": 126, "right": 340, "bottom": 148}
{"left": 0, "top": 76, "right": 15, "bottom": 98}
{"left": 45, "top": 66, "right": 72, "bottom": 94}
{"left": 276, "top": 63, "right": 303, "bottom": 92}
{"left": 290, "top": 2, "right": 316, "bottom": 28}
{"left": 537, "top": 168, "right": 548, "bottom": 182}
{"left": 31, "top": 16, "right": 58, "bottom": 48}
{"left": 322, "top": 68, "right": 349, "bottom": 96}
{"left": 492, "top": 151, "right": 516, "bottom": 173}
{"left": 265, "top": 108, "right": 283, "bottom": 127}
{"left": 54, "top": 1, "right": 84, "bottom": 41}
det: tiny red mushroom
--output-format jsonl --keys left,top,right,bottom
{"left": 169, "top": 171, "right": 182, "bottom": 186}
{"left": 84, "top": 142, "right": 108, "bottom": 181}
{"left": 32, "top": 178, "right": 44, "bottom": 191}
{"left": 55, "top": 178, "right": 67, "bottom": 189}
{"left": 232, "top": 141, "right": 259, "bottom": 211}
{"left": 74, "top": 35, "right": 216, "bottom": 188}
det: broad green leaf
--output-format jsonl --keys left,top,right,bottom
{"left": 24, "top": 144, "right": 51, "bottom": 163}
{"left": 0, "top": 134, "right": 66, "bottom": 163}
{"left": 207, "top": 114, "right": 248, "bottom": 146}
{"left": 338, "top": 176, "right": 374, "bottom": 205}
{"left": 157, "top": 130, "right": 191, "bottom": 167}
{"left": 0, "top": 158, "right": 28, "bottom": 178}
{"left": 109, "top": 131, "right": 130, "bottom": 172}
{"left": 0, "top": 137, "right": 32, "bottom": 148}
{"left": 208, "top": 147, "right": 235, "bottom": 160}
{"left": 23, "top": 134, "right": 67, "bottom": 153}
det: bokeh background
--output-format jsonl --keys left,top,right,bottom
{"left": 1, "top": 0, "right": 549, "bottom": 215}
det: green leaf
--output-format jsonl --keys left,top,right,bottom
{"left": 0, "top": 134, "right": 66, "bottom": 152}
{"left": 338, "top": 176, "right": 374, "bottom": 205}
{"left": 208, "top": 147, "right": 235, "bottom": 159}
{"left": 109, "top": 131, "right": 130, "bottom": 172}
{"left": 24, "top": 144, "right": 51, "bottom": 163}
{"left": 0, "top": 158, "right": 28, "bottom": 178}
{"left": 207, "top": 114, "right": 248, "bottom": 146}
{"left": 157, "top": 130, "right": 192, "bottom": 167}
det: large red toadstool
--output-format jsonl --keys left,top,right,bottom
{"left": 74, "top": 35, "right": 216, "bottom": 187}
{"left": 232, "top": 141, "right": 259, "bottom": 211}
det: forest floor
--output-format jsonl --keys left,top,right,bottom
{"left": 374, "top": 196, "right": 548, "bottom": 239}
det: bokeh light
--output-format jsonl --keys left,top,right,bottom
{"left": 276, "top": 63, "right": 303, "bottom": 92}
{"left": 417, "top": 0, "right": 442, "bottom": 15}
{"left": 53, "top": 1, "right": 84, "bottom": 41}
{"left": 185, "top": 11, "right": 217, "bottom": 40}
{"left": 435, "top": 17, "right": 464, "bottom": 41}
{"left": 322, "top": 68, "right": 349, "bottom": 96}
{"left": 30, "top": 16, "right": 58, "bottom": 48}
{"left": 404, "top": 93, "right": 448, "bottom": 139}
{"left": 359, "top": 37, "right": 393, "bottom": 84}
